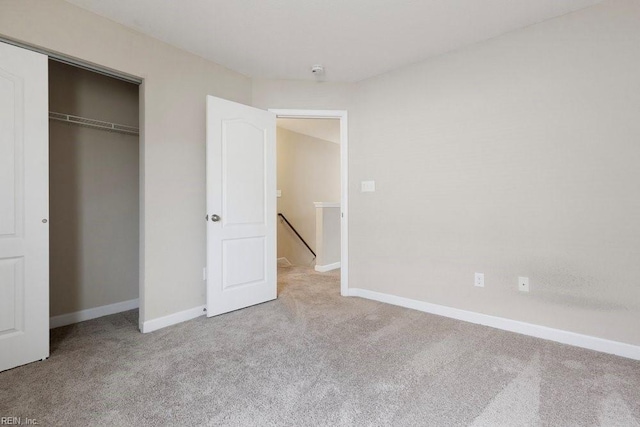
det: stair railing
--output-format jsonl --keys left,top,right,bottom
{"left": 277, "top": 213, "right": 316, "bottom": 259}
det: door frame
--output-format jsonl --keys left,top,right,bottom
{"left": 269, "top": 109, "right": 348, "bottom": 296}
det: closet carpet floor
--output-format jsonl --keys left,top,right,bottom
{"left": 1, "top": 266, "right": 639, "bottom": 426}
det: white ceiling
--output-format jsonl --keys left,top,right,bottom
{"left": 277, "top": 118, "right": 340, "bottom": 144}
{"left": 65, "top": 0, "right": 603, "bottom": 82}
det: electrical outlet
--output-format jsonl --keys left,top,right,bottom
{"left": 518, "top": 276, "right": 529, "bottom": 292}
{"left": 361, "top": 181, "right": 376, "bottom": 192}
{"left": 475, "top": 272, "right": 484, "bottom": 287}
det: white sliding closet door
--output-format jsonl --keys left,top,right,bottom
{"left": 0, "top": 42, "right": 49, "bottom": 372}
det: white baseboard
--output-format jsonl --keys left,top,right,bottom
{"left": 315, "top": 262, "right": 341, "bottom": 272}
{"left": 141, "top": 305, "right": 205, "bottom": 333}
{"left": 50, "top": 298, "right": 139, "bottom": 329}
{"left": 348, "top": 288, "right": 640, "bottom": 361}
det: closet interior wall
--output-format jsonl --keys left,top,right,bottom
{"left": 49, "top": 60, "right": 140, "bottom": 319}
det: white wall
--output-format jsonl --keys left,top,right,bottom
{"left": 0, "top": 0, "right": 251, "bottom": 326}
{"left": 252, "top": 78, "right": 355, "bottom": 112}
{"left": 256, "top": 0, "right": 640, "bottom": 346}
{"left": 49, "top": 61, "right": 139, "bottom": 317}
{"left": 276, "top": 127, "right": 340, "bottom": 265}
{"left": 2, "top": 0, "right": 639, "bottom": 345}
{"left": 315, "top": 206, "right": 341, "bottom": 268}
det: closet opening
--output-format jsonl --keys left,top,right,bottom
{"left": 48, "top": 60, "right": 141, "bottom": 331}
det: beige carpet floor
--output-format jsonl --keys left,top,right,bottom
{"left": 1, "top": 266, "right": 639, "bottom": 426}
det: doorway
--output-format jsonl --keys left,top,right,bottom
{"left": 48, "top": 60, "right": 140, "bottom": 329}
{"left": 270, "top": 110, "right": 348, "bottom": 296}
{"left": 204, "top": 101, "right": 349, "bottom": 318}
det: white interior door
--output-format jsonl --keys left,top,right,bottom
{"left": 0, "top": 42, "right": 49, "bottom": 372}
{"left": 206, "top": 96, "right": 276, "bottom": 316}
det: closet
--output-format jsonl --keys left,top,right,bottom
{"left": 48, "top": 60, "right": 140, "bottom": 327}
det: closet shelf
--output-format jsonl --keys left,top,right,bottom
{"left": 49, "top": 112, "right": 139, "bottom": 136}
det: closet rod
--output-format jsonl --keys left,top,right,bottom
{"left": 49, "top": 112, "right": 139, "bottom": 136}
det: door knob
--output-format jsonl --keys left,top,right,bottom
{"left": 211, "top": 214, "right": 221, "bottom": 222}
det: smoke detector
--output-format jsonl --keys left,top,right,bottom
{"left": 311, "top": 64, "right": 325, "bottom": 75}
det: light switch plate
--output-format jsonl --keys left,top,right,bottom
{"left": 276, "top": 190, "right": 282, "bottom": 198}
{"left": 361, "top": 181, "right": 376, "bottom": 192}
